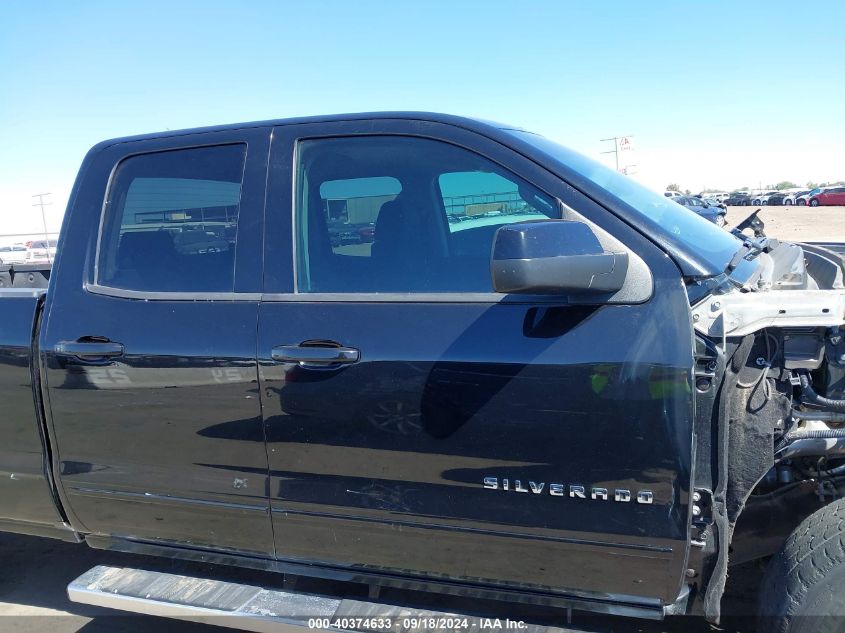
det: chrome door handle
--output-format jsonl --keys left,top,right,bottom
{"left": 271, "top": 344, "right": 359, "bottom": 366}
{"left": 55, "top": 340, "right": 125, "bottom": 359}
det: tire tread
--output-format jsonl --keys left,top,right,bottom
{"left": 758, "top": 498, "right": 845, "bottom": 632}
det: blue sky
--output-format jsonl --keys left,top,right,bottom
{"left": 1, "top": 0, "right": 843, "bottom": 236}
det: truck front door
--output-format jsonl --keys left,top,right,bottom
{"left": 42, "top": 129, "right": 274, "bottom": 556}
{"left": 258, "top": 120, "right": 695, "bottom": 608}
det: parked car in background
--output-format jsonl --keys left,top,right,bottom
{"left": 698, "top": 192, "right": 729, "bottom": 202}
{"left": 766, "top": 192, "right": 787, "bottom": 206}
{"left": 702, "top": 197, "right": 728, "bottom": 210}
{"left": 752, "top": 191, "right": 779, "bottom": 205}
{"left": 0, "top": 245, "right": 28, "bottom": 265}
{"left": 24, "top": 239, "right": 57, "bottom": 264}
{"left": 674, "top": 195, "right": 727, "bottom": 225}
{"left": 808, "top": 186, "right": 845, "bottom": 207}
{"left": 783, "top": 190, "right": 810, "bottom": 205}
{"left": 724, "top": 192, "right": 751, "bottom": 206}
{"left": 797, "top": 187, "right": 831, "bottom": 206}
{"left": 663, "top": 190, "right": 683, "bottom": 198}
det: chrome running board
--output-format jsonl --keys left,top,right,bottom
{"left": 68, "top": 565, "right": 589, "bottom": 633}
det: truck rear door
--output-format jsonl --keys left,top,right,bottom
{"left": 258, "top": 119, "right": 696, "bottom": 608}
{"left": 41, "top": 128, "right": 274, "bottom": 555}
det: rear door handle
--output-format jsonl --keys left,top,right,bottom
{"left": 55, "top": 340, "right": 125, "bottom": 360}
{"left": 271, "top": 344, "right": 359, "bottom": 366}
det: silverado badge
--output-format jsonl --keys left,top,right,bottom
{"left": 483, "top": 477, "right": 654, "bottom": 504}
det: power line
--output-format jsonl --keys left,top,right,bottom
{"left": 32, "top": 193, "right": 54, "bottom": 264}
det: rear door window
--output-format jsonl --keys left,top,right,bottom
{"left": 98, "top": 144, "right": 246, "bottom": 293}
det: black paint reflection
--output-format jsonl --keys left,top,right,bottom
{"left": 43, "top": 298, "right": 274, "bottom": 556}
{"left": 257, "top": 282, "right": 694, "bottom": 599}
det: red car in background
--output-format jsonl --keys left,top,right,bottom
{"left": 808, "top": 186, "right": 845, "bottom": 206}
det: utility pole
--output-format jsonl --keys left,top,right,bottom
{"left": 32, "top": 193, "right": 53, "bottom": 264}
{"left": 600, "top": 136, "right": 633, "bottom": 173}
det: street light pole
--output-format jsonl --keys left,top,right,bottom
{"left": 600, "top": 136, "right": 633, "bottom": 173}
{"left": 600, "top": 136, "right": 620, "bottom": 171}
{"left": 31, "top": 193, "right": 53, "bottom": 264}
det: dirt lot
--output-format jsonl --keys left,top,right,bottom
{"left": 725, "top": 204, "right": 845, "bottom": 242}
{"left": 2, "top": 205, "right": 842, "bottom": 633}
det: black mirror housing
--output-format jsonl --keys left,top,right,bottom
{"left": 491, "top": 220, "right": 629, "bottom": 295}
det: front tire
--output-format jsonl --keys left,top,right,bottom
{"left": 758, "top": 498, "right": 845, "bottom": 632}
{"left": 810, "top": 199, "right": 820, "bottom": 207}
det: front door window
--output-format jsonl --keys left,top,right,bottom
{"left": 294, "top": 136, "right": 560, "bottom": 293}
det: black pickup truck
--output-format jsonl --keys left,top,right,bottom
{"left": 2, "top": 112, "right": 845, "bottom": 633}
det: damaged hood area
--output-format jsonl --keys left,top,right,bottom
{"left": 692, "top": 237, "right": 845, "bottom": 622}
{"left": 691, "top": 240, "right": 845, "bottom": 339}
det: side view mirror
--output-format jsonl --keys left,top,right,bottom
{"left": 491, "top": 220, "right": 629, "bottom": 295}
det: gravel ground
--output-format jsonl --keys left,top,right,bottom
{"left": 2, "top": 204, "right": 841, "bottom": 633}
{"left": 725, "top": 204, "right": 845, "bottom": 242}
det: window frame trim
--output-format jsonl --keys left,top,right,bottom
{"left": 84, "top": 283, "right": 568, "bottom": 305}
{"left": 91, "top": 140, "right": 251, "bottom": 301}
{"left": 260, "top": 291, "right": 608, "bottom": 305}
{"left": 85, "top": 282, "right": 261, "bottom": 302}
